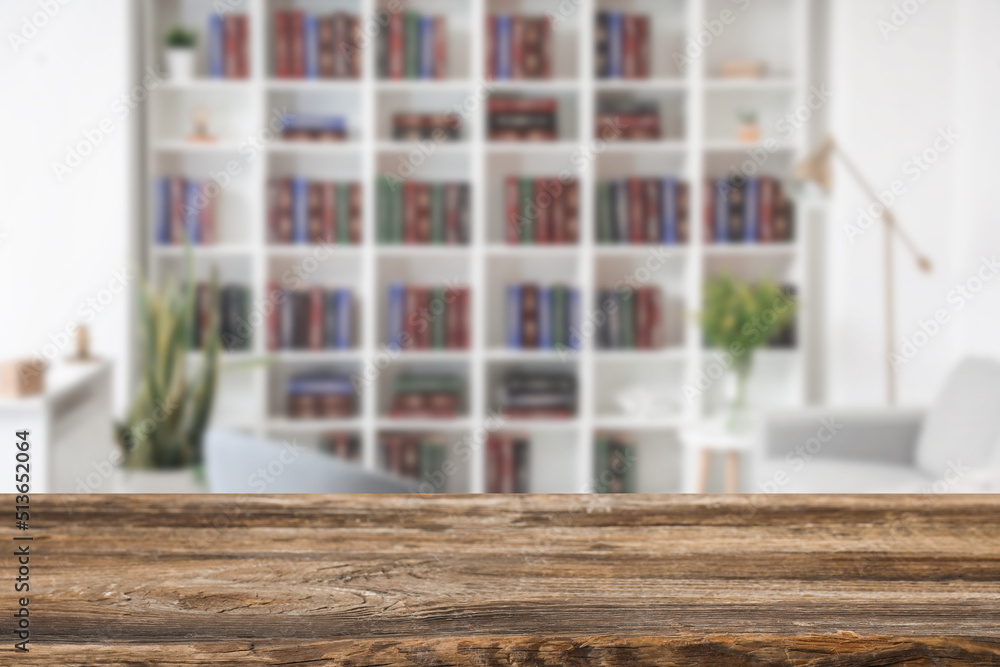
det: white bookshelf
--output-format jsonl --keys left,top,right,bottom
{"left": 141, "top": 0, "right": 816, "bottom": 492}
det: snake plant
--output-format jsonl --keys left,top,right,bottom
{"left": 118, "top": 263, "right": 219, "bottom": 469}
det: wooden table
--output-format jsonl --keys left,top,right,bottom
{"left": 7, "top": 494, "right": 1000, "bottom": 665}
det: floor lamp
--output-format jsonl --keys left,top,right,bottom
{"left": 794, "top": 137, "right": 933, "bottom": 406}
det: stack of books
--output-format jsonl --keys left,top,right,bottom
{"left": 387, "top": 284, "right": 471, "bottom": 351}
{"left": 390, "top": 374, "right": 464, "bottom": 419}
{"left": 595, "top": 178, "right": 689, "bottom": 245}
{"left": 285, "top": 373, "right": 356, "bottom": 419}
{"left": 378, "top": 11, "right": 447, "bottom": 79}
{"left": 392, "top": 113, "right": 461, "bottom": 141}
{"left": 207, "top": 13, "right": 250, "bottom": 78}
{"left": 594, "top": 435, "right": 637, "bottom": 493}
{"left": 273, "top": 11, "right": 361, "bottom": 79}
{"left": 377, "top": 179, "right": 470, "bottom": 245}
{"left": 486, "top": 434, "right": 530, "bottom": 493}
{"left": 594, "top": 12, "right": 651, "bottom": 79}
{"left": 595, "top": 286, "right": 673, "bottom": 350}
{"left": 596, "top": 99, "right": 660, "bottom": 140}
{"left": 504, "top": 177, "right": 579, "bottom": 244}
{"left": 378, "top": 433, "right": 448, "bottom": 484}
{"left": 154, "top": 178, "right": 217, "bottom": 245}
{"left": 499, "top": 372, "right": 576, "bottom": 419}
{"left": 485, "top": 15, "right": 552, "bottom": 80}
{"left": 488, "top": 97, "right": 558, "bottom": 141}
{"left": 267, "top": 179, "right": 361, "bottom": 245}
{"left": 266, "top": 285, "right": 354, "bottom": 351}
{"left": 506, "top": 284, "right": 580, "bottom": 350}
{"left": 188, "top": 283, "right": 251, "bottom": 352}
{"left": 281, "top": 114, "right": 348, "bottom": 141}
{"left": 320, "top": 432, "right": 361, "bottom": 461}
{"left": 704, "top": 177, "right": 795, "bottom": 244}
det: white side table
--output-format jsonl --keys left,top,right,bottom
{"left": 679, "top": 418, "right": 761, "bottom": 493}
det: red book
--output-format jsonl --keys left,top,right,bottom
{"left": 759, "top": 176, "right": 776, "bottom": 243}
{"left": 623, "top": 15, "right": 638, "bottom": 79}
{"left": 500, "top": 435, "right": 516, "bottom": 493}
{"left": 636, "top": 287, "right": 650, "bottom": 349}
{"left": 389, "top": 11, "right": 404, "bottom": 79}
{"left": 565, "top": 180, "right": 579, "bottom": 242}
{"left": 677, "top": 183, "right": 690, "bottom": 244}
{"left": 635, "top": 16, "right": 650, "bottom": 79}
{"left": 199, "top": 181, "right": 215, "bottom": 244}
{"left": 485, "top": 15, "right": 496, "bottom": 80}
{"left": 534, "top": 179, "right": 551, "bottom": 243}
{"left": 416, "top": 184, "right": 431, "bottom": 243}
{"left": 308, "top": 287, "right": 324, "bottom": 350}
{"left": 521, "top": 283, "right": 539, "bottom": 348}
{"left": 224, "top": 15, "right": 239, "bottom": 79}
{"left": 434, "top": 16, "right": 447, "bottom": 79}
{"left": 275, "top": 11, "right": 290, "bottom": 78}
{"left": 290, "top": 11, "right": 305, "bottom": 78}
{"left": 550, "top": 179, "right": 566, "bottom": 244}
{"left": 277, "top": 179, "right": 293, "bottom": 243}
{"left": 308, "top": 182, "right": 324, "bottom": 242}
{"left": 629, "top": 178, "right": 644, "bottom": 243}
{"left": 404, "top": 287, "right": 419, "bottom": 349}
{"left": 458, "top": 287, "right": 470, "bottom": 349}
{"left": 350, "top": 183, "right": 362, "bottom": 244}
{"left": 644, "top": 179, "right": 660, "bottom": 243}
{"left": 703, "top": 180, "right": 714, "bottom": 244}
{"left": 511, "top": 16, "right": 523, "bottom": 79}
{"left": 170, "top": 178, "right": 185, "bottom": 243}
{"left": 486, "top": 436, "right": 501, "bottom": 493}
{"left": 541, "top": 16, "right": 552, "bottom": 79}
{"left": 416, "top": 288, "right": 431, "bottom": 349}
{"left": 446, "top": 287, "right": 461, "bottom": 349}
{"left": 236, "top": 15, "right": 249, "bottom": 78}
{"left": 445, "top": 183, "right": 460, "bottom": 244}
{"left": 349, "top": 17, "right": 362, "bottom": 79}
{"left": 321, "top": 182, "right": 336, "bottom": 243}
{"left": 647, "top": 286, "right": 662, "bottom": 348}
{"left": 267, "top": 281, "right": 280, "bottom": 351}
{"left": 333, "top": 13, "right": 349, "bottom": 79}
{"left": 404, "top": 181, "right": 419, "bottom": 243}
{"left": 505, "top": 176, "right": 520, "bottom": 244}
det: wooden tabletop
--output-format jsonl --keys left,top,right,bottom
{"left": 6, "top": 494, "right": 1000, "bottom": 665}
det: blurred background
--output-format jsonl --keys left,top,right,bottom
{"left": 0, "top": 0, "right": 998, "bottom": 494}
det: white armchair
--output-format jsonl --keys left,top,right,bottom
{"left": 757, "top": 358, "right": 1000, "bottom": 493}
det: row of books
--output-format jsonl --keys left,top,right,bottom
{"left": 378, "top": 433, "right": 448, "bottom": 484}
{"left": 377, "top": 11, "right": 447, "bottom": 79}
{"left": 499, "top": 372, "right": 576, "bottom": 419}
{"left": 596, "top": 100, "right": 661, "bottom": 140}
{"left": 281, "top": 114, "right": 348, "bottom": 141}
{"left": 488, "top": 98, "right": 558, "bottom": 141}
{"left": 392, "top": 113, "right": 461, "bottom": 141}
{"left": 704, "top": 177, "right": 795, "bottom": 243}
{"left": 189, "top": 283, "right": 252, "bottom": 352}
{"left": 594, "top": 13, "right": 651, "bottom": 80}
{"left": 320, "top": 432, "right": 361, "bottom": 461}
{"left": 387, "top": 284, "right": 471, "bottom": 351}
{"left": 485, "top": 435, "right": 530, "bottom": 493}
{"left": 273, "top": 11, "right": 360, "bottom": 79}
{"left": 594, "top": 435, "right": 637, "bottom": 493}
{"left": 485, "top": 15, "right": 552, "bottom": 80}
{"left": 154, "top": 178, "right": 216, "bottom": 245}
{"left": 391, "top": 374, "right": 464, "bottom": 419}
{"left": 506, "top": 284, "right": 581, "bottom": 350}
{"left": 207, "top": 13, "right": 250, "bottom": 79}
{"left": 376, "top": 179, "right": 471, "bottom": 245}
{"left": 267, "top": 179, "right": 361, "bottom": 245}
{"left": 505, "top": 177, "right": 580, "bottom": 244}
{"left": 595, "top": 286, "right": 670, "bottom": 350}
{"left": 285, "top": 373, "right": 355, "bottom": 419}
{"left": 266, "top": 286, "right": 354, "bottom": 351}
{"left": 596, "top": 178, "right": 690, "bottom": 245}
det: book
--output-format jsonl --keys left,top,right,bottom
{"left": 304, "top": 14, "right": 319, "bottom": 78}
{"left": 208, "top": 14, "right": 225, "bottom": 78}
{"left": 506, "top": 285, "right": 521, "bottom": 348}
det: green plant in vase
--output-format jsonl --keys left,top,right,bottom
{"left": 701, "top": 274, "right": 797, "bottom": 429}
{"left": 117, "top": 261, "right": 219, "bottom": 473}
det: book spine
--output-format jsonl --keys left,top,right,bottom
{"left": 727, "top": 178, "right": 744, "bottom": 242}
{"left": 236, "top": 14, "right": 249, "bottom": 78}
{"left": 388, "top": 282, "right": 405, "bottom": 349}
{"left": 209, "top": 14, "right": 225, "bottom": 78}
{"left": 521, "top": 284, "right": 538, "bottom": 348}
{"left": 308, "top": 286, "right": 324, "bottom": 350}
{"left": 350, "top": 182, "right": 362, "bottom": 244}
{"left": 293, "top": 177, "right": 309, "bottom": 243}
{"left": 430, "top": 287, "right": 446, "bottom": 349}
{"left": 519, "top": 178, "right": 534, "bottom": 243}
{"left": 505, "top": 176, "right": 519, "bottom": 244}
{"left": 333, "top": 13, "right": 348, "bottom": 78}
{"left": 223, "top": 15, "right": 239, "bottom": 78}
{"left": 629, "top": 177, "right": 644, "bottom": 243}
{"left": 485, "top": 15, "right": 496, "bottom": 80}
{"left": 419, "top": 15, "right": 434, "bottom": 79}
{"left": 607, "top": 12, "right": 623, "bottom": 79}
{"left": 155, "top": 178, "right": 170, "bottom": 244}
{"left": 290, "top": 11, "right": 305, "bottom": 78}
{"left": 636, "top": 15, "right": 650, "bottom": 79}
{"left": 744, "top": 177, "right": 760, "bottom": 242}
{"left": 759, "top": 176, "right": 775, "bottom": 242}
{"left": 404, "top": 181, "right": 418, "bottom": 243}
{"left": 552, "top": 179, "right": 567, "bottom": 244}
{"left": 434, "top": 17, "right": 447, "bottom": 79}
{"left": 389, "top": 11, "right": 404, "bottom": 79}
{"left": 538, "top": 286, "right": 553, "bottom": 349}
{"left": 552, "top": 285, "right": 567, "bottom": 348}
{"left": 662, "top": 178, "right": 678, "bottom": 244}
{"left": 614, "top": 180, "right": 629, "bottom": 243}
{"left": 713, "top": 179, "right": 728, "bottom": 243}
{"left": 336, "top": 288, "right": 352, "bottom": 349}
{"left": 623, "top": 14, "right": 637, "bottom": 79}
{"left": 511, "top": 16, "right": 523, "bottom": 79}
{"left": 458, "top": 287, "right": 470, "bottom": 349}
{"left": 321, "top": 182, "right": 336, "bottom": 243}
{"left": 171, "top": 179, "right": 186, "bottom": 243}
{"left": 304, "top": 14, "right": 319, "bottom": 79}
{"left": 636, "top": 287, "right": 649, "bottom": 349}
{"left": 535, "top": 179, "right": 550, "bottom": 243}
{"left": 184, "top": 181, "right": 201, "bottom": 244}
{"left": 595, "top": 182, "right": 610, "bottom": 243}
{"left": 405, "top": 12, "right": 420, "bottom": 79}
{"left": 416, "top": 288, "right": 431, "bottom": 349}
{"left": 569, "top": 288, "right": 580, "bottom": 350}
{"left": 595, "top": 13, "right": 609, "bottom": 78}
{"left": 336, "top": 182, "right": 351, "bottom": 244}
{"left": 496, "top": 15, "right": 511, "bottom": 79}
{"left": 349, "top": 17, "right": 361, "bottom": 79}
{"left": 444, "top": 183, "right": 460, "bottom": 244}
{"left": 643, "top": 179, "right": 660, "bottom": 243}
{"left": 323, "top": 290, "right": 338, "bottom": 349}
{"left": 506, "top": 285, "right": 521, "bottom": 348}
{"left": 280, "top": 288, "right": 294, "bottom": 349}
{"left": 541, "top": 16, "right": 552, "bottom": 80}
{"left": 430, "top": 183, "right": 444, "bottom": 244}
{"left": 318, "top": 16, "right": 334, "bottom": 79}
{"left": 199, "top": 181, "right": 215, "bottom": 244}
{"left": 267, "top": 282, "right": 280, "bottom": 351}
{"left": 274, "top": 11, "right": 289, "bottom": 78}
{"left": 620, "top": 289, "right": 635, "bottom": 349}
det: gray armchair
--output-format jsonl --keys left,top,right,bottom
{"left": 757, "top": 358, "right": 1000, "bottom": 493}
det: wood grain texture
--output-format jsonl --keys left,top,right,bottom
{"left": 3, "top": 494, "right": 1000, "bottom": 665}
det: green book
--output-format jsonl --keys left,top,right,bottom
{"left": 519, "top": 178, "right": 534, "bottom": 244}
{"left": 620, "top": 443, "right": 637, "bottom": 494}
{"left": 594, "top": 437, "right": 611, "bottom": 493}
{"left": 419, "top": 440, "right": 448, "bottom": 490}
{"left": 390, "top": 181, "right": 404, "bottom": 243}
{"left": 552, "top": 285, "right": 567, "bottom": 348}
{"left": 619, "top": 287, "right": 635, "bottom": 349}
{"left": 597, "top": 182, "right": 613, "bottom": 243}
{"left": 336, "top": 183, "right": 351, "bottom": 244}
{"left": 395, "top": 374, "right": 463, "bottom": 394}
{"left": 377, "top": 176, "right": 391, "bottom": 243}
{"left": 430, "top": 184, "right": 444, "bottom": 244}
{"left": 430, "top": 287, "right": 446, "bottom": 348}
{"left": 405, "top": 12, "right": 419, "bottom": 79}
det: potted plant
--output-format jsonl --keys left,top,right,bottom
{"left": 701, "top": 274, "right": 797, "bottom": 430}
{"left": 737, "top": 109, "right": 761, "bottom": 144}
{"left": 114, "top": 265, "right": 219, "bottom": 492}
{"left": 165, "top": 26, "right": 198, "bottom": 82}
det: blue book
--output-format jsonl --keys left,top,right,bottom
{"left": 496, "top": 15, "right": 512, "bottom": 79}
{"left": 661, "top": 177, "right": 678, "bottom": 244}
{"left": 607, "top": 13, "right": 624, "bottom": 79}
{"left": 155, "top": 178, "right": 170, "bottom": 244}
{"left": 538, "top": 287, "right": 553, "bottom": 349}
{"left": 506, "top": 285, "right": 521, "bottom": 348}
{"left": 292, "top": 177, "right": 309, "bottom": 243}
{"left": 714, "top": 179, "right": 729, "bottom": 243}
{"left": 743, "top": 177, "right": 760, "bottom": 242}
{"left": 323, "top": 290, "right": 339, "bottom": 349}
{"left": 304, "top": 15, "right": 320, "bottom": 78}
{"left": 183, "top": 180, "right": 201, "bottom": 244}
{"left": 568, "top": 289, "right": 581, "bottom": 350}
{"left": 208, "top": 14, "right": 225, "bottom": 78}
{"left": 288, "top": 374, "right": 355, "bottom": 396}
{"left": 419, "top": 15, "right": 435, "bottom": 79}
{"left": 388, "top": 282, "right": 406, "bottom": 350}
{"left": 336, "top": 288, "right": 352, "bottom": 349}
{"left": 280, "top": 288, "right": 294, "bottom": 349}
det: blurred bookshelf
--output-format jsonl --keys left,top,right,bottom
{"left": 141, "top": 0, "right": 818, "bottom": 492}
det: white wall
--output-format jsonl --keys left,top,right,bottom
{"left": 824, "top": 0, "right": 998, "bottom": 407}
{"left": 0, "top": 0, "right": 134, "bottom": 413}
